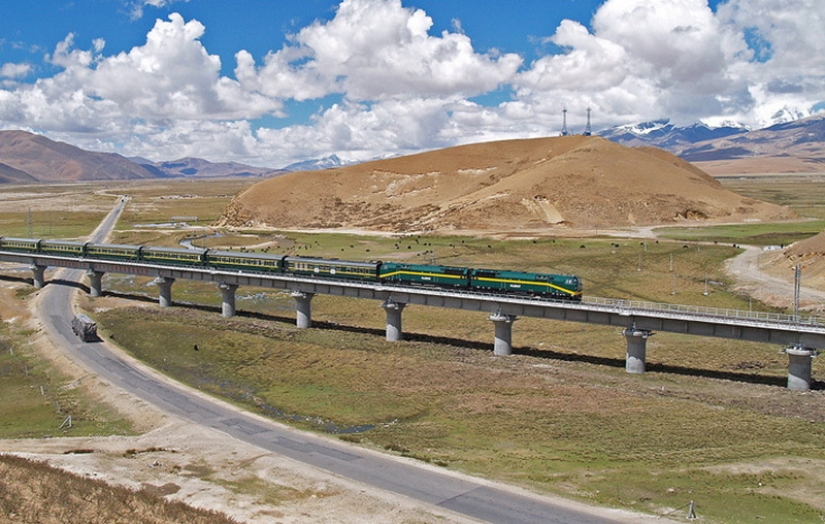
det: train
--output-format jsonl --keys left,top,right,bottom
{"left": 0, "top": 236, "right": 583, "bottom": 301}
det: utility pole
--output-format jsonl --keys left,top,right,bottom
{"left": 793, "top": 265, "right": 801, "bottom": 323}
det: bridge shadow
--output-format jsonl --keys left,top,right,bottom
{"left": 644, "top": 361, "right": 797, "bottom": 388}
{"left": 238, "top": 309, "right": 804, "bottom": 389}
{"left": 516, "top": 346, "right": 797, "bottom": 388}
{"left": 0, "top": 274, "right": 31, "bottom": 285}
{"left": 0, "top": 274, "right": 90, "bottom": 293}
{"left": 92, "top": 290, "right": 813, "bottom": 390}
{"left": 50, "top": 278, "right": 91, "bottom": 293}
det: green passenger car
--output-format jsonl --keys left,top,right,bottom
{"left": 206, "top": 250, "right": 284, "bottom": 273}
{"left": 139, "top": 246, "right": 207, "bottom": 266}
{"left": 379, "top": 262, "right": 470, "bottom": 287}
{"left": 85, "top": 243, "right": 142, "bottom": 261}
{"left": 39, "top": 239, "right": 86, "bottom": 256}
{"left": 283, "top": 256, "right": 380, "bottom": 280}
{"left": 0, "top": 237, "right": 41, "bottom": 253}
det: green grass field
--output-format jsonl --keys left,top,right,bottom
{"left": 0, "top": 325, "right": 133, "bottom": 439}
{"left": 91, "top": 303, "right": 825, "bottom": 524}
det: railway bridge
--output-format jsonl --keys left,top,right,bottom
{"left": 2, "top": 250, "right": 824, "bottom": 391}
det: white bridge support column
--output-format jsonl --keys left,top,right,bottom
{"left": 489, "top": 313, "right": 517, "bottom": 356}
{"left": 30, "top": 264, "right": 46, "bottom": 289}
{"left": 291, "top": 290, "right": 314, "bottom": 329}
{"left": 86, "top": 269, "right": 104, "bottom": 297}
{"left": 154, "top": 277, "right": 175, "bottom": 308}
{"left": 381, "top": 299, "right": 406, "bottom": 341}
{"left": 784, "top": 346, "right": 816, "bottom": 391}
{"left": 219, "top": 283, "right": 238, "bottom": 318}
{"left": 623, "top": 327, "right": 654, "bottom": 374}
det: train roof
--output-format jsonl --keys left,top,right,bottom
{"left": 85, "top": 242, "right": 142, "bottom": 250}
{"left": 0, "top": 236, "right": 39, "bottom": 242}
{"left": 40, "top": 239, "right": 86, "bottom": 245}
{"left": 283, "top": 256, "right": 378, "bottom": 268}
{"left": 206, "top": 249, "right": 284, "bottom": 261}
{"left": 140, "top": 245, "right": 207, "bottom": 255}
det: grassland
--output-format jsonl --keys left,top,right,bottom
{"left": 0, "top": 322, "right": 133, "bottom": 440}
{"left": 653, "top": 175, "right": 825, "bottom": 246}
{"left": 3, "top": 177, "right": 825, "bottom": 523}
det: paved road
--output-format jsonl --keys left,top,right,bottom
{"left": 36, "top": 199, "right": 661, "bottom": 524}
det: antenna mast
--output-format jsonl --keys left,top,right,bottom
{"left": 561, "top": 108, "right": 569, "bottom": 136}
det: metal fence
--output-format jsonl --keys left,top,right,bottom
{"left": 582, "top": 296, "right": 825, "bottom": 330}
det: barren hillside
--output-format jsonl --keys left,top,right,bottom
{"left": 218, "top": 136, "right": 795, "bottom": 233}
{"left": 771, "top": 231, "right": 825, "bottom": 289}
{"left": 0, "top": 130, "right": 157, "bottom": 183}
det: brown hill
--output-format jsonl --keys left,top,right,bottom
{"left": 218, "top": 136, "right": 795, "bottom": 233}
{"left": 774, "top": 231, "right": 825, "bottom": 289}
{"left": 0, "top": 161, "right": 38, "bottom": 184}
{"left": 0, "top": 130, "right": 157, "bottom": 183}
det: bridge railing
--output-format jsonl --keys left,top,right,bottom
{"left": 583, "top": 296, "right": 825, "bottom": 329}
{"left": 3, "top": 249, "right": 824, "bottom": 331}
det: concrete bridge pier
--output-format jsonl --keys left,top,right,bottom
{"left": 489, "top": 312, "right": 517, "bottom": 356}
{"left": 623, "top": 327, "right": 654, "bottom": 374}
{"left": 291, "top": 290, "right": 314, "bottom": 329}
{"left": 219, "top": 283, "right": 239, "bottom": 318}
{"left": 86, "top": 270, "right": 104, "bottom": 297}
{"left": 154, "top": 277, "right": 175, "bottom": 308}
{"left": 784, "top": 346, "right": 817, "bottom": 391}
{"left": 381, "top": 299, "right": 406, "bottom": 341}
{"left": 30, "top": 264, "right": 46, "bottom": 289}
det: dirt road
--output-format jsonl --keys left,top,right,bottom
{"left": 725, "top": 245, "right": 825, "bottom": 314}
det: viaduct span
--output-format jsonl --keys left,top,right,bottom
{"left": 2, "top": 250, "right": 824, "bottom": 391}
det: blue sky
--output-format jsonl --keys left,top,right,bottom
{"left": 1, "top": 0, "right": 822, "bottom": 167}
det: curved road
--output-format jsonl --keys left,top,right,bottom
{"left": 35, "top": 199, "right": 665, "bottom": 524}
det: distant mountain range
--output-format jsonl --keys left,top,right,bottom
{"left": 599, "top": 120, "right": 749, "bottom": 151}
{"left": 134, "top": 157, "right": 278, "bottom": 179}
{"left": 1, "top": 114, "right": 824, "bottom": 184}
{"left": 0, "top": 130, "right": 282, "bottom": 184}
{"left": 600, "top": 113, "right": 825, "bottom": 164}
{"left": 0, "top": 130, "right": 157, "bottom": 184}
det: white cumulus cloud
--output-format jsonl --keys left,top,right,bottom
{"left": 0, "top": 0, "right": 823, "bottom": 167}
{"left": 512, "top": 0, "right": 825, "bottom": 129}
{"left": 239, "top": 0, "right": 522, "bottom": 102}
{"left": 0, "top": 62, "right": 33, "bottom": 79}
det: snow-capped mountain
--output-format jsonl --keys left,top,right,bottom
{"left": 599, "top": 119, "right": 749, "bottom": 150}
{"left": 600, "top": 113, "right": 825, "bottom": 164}
{"left": 766, "top": 106, "right": 811, "bottom": 127}
{"left": 283, "top": 154, "right": 347, "bottom": 172}
{"left": 675, "top": 112, "right": 825, "bottom": 162}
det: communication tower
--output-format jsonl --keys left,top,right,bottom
{"left": 583, "top": 107, "right": 592, "bottom": 136}
{"left": 561, "top": 108, "right": 569, "bottom": 136}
